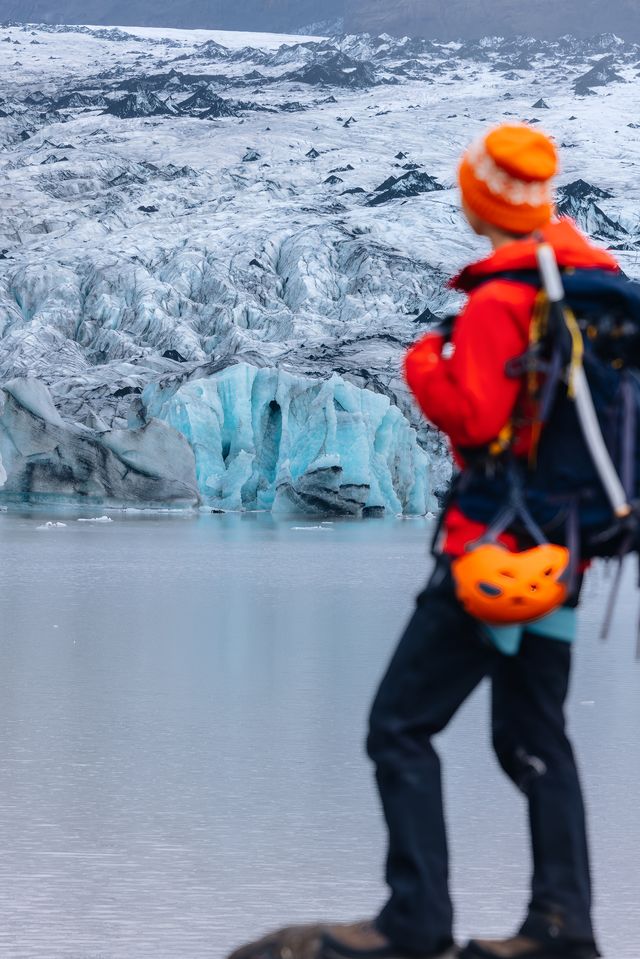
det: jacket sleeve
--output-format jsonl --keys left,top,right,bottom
{"left": 403, "top": 283, "right": 531, "bottom": 448}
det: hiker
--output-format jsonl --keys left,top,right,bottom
{"left": 319, "top": 125, "right": 610, "bottom": 959}
{"left": 229, "top": 123, "right": 639, "bottom": 959}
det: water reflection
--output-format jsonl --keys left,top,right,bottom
{"left": 0, "top": 512, "right": 637, "bottom": 958}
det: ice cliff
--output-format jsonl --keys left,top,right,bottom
{"left": 141, "top": 363, "right": 431, "bottom": 514}
{"left": 0, "top": 377, "right": 198, "bottom": 506}
{"left": 0, "top": 367, "right": 432, "bottom": 514}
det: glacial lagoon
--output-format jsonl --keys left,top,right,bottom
{"left": 0, "top": 510, "right": 638, "bottom": 958}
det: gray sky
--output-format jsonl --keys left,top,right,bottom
{"left": 3, "top": 0, "right": 640, "bottom": 40}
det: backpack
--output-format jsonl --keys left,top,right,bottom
{"left": 449, "top": 260, "right": 640, "bottom": 568}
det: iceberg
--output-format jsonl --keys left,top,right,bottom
{"left": 142, "top": 363, "right": 433, "bottom": 516}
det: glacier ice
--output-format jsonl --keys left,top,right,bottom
{"left": 1, "top": 23, "right": 640, "bottom": 511}
{"left": 0, "top": 377, "right": 198, "bottom": 507}
{"left": 0, "top": 367, "right": 432, "bottom": 515}
{"left": 142, "top": 363, "right": 432, "bottom": 515}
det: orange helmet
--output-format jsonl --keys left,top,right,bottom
{"left": 451, "top": 543, "right": 570, "bottom": 625}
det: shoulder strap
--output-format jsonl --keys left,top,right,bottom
{"left": 463, "top": 268, "right": 542, "bottom": 292}
{"left": 468, "top": 268, "right": 640, "bottom": 324}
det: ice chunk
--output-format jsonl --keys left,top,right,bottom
{"left": 77, "top": 516, "right": 113, "bottom": 522}
{"left": 142, "top": 363, "right": 434, "bottom": 516}
{"left": 36, "top": 521, "right": 67, "bottom": 529}
{"left": 291, "top": 525, "right": 331, "bottom": 530}
{"left": 0, "top": 379, "right": 198, "bottom": 507}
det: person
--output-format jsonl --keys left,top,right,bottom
{"left": 317, "top": 125, "right": 615, "bottom": 959}
{"left": 227, "top": 124, "right": 617, "bottom": 959}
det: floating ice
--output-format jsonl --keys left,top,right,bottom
{"left": 291, "top": 525, "right": 331, "bottom": 530}
{"left": 142, "top": 363, "right": 433, "bottom": 516}
{"left": 77, "top": 516, "right": 113, "bottom": 522}
{"left": 36, "top": 521, "right": 67, "bottom": 529}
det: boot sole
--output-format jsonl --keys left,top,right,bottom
{"left": 460, "top": 944, "right": 599, "bottom": 959}
{"left": 322, "top": 944, "right": 459, "bottom": 959}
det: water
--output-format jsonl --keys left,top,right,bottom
{"left": 0, "top": 510, "right": 638, "bottom": 959}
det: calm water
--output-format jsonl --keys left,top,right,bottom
{"left": 0, "top": 510, "right": 638, "bottom": 959}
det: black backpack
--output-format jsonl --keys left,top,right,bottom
{"left": 450, "top": 265, "right": 640, "bottom": 563}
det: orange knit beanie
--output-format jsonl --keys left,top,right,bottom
{"left": 458, "top": 124, "right": 559, "bottom": 234}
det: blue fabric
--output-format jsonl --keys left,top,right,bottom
{"left": 529, "top": 606, "right": 577, "bottom": 642}
{"left": 485, "top": 623, "right": 522, "bottom": 656}
{"left": 486, "top": 606, "right": 577, "bottom": 656}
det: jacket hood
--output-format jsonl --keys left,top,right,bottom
{"left": 451, "top": 217, "right": 620, "bottom": 292}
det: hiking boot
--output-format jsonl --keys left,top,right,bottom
{"left": 226, "top": 923, "right": 325, "bottom": 959}
{"left": 459, "top": 936, "right": 600, "bottom": 959}
{"left": 320, "top": 919, "right": 457, "bottom": 959}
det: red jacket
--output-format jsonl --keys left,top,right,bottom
{"left": 404, "top": 218, "right": 620, "bottom": 554}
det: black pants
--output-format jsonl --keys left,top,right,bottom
{"left": 367, "top": 559, "right": 596, "bottom": 955}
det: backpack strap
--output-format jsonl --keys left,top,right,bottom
{"left": 462, "top": 268, "right": 543, "bottom": 292}
{"left": 620, "top": 372, "right": 637, "bottom": 499}
{"left": 471, "top": 458, "right": 548, "bottom": 549}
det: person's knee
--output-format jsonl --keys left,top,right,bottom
{"left": 366, "top": 686, "right": 442, "bottom": 769}
{"left": 492, "top": 727, "right": 548, "bottom": 795}
{"left": 366, "top": 690, "right": 398, "bottom": 765}
{"left": 366, "top": 685, "right": 431, "bottom": 768}
{"left": 492, "top": 724, "right": 516, "bottom": 779}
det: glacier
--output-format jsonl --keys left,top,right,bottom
{"left": 1, "top": 22, "right": 639, "bottom": 512}
{"left": 0, "top": 366, "right": 431, "bottom": 514}
{"left": 141, "top": 363, "right": 432, "bottom": 514}
{"left": 0, "top": 376, "right": 198, "bottom": 506}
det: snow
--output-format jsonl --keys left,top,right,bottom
{"left": 118, "top": 26, "right": 325, "bottom": 49}
{"left": 1, "top": 23, "right": 639, "bottom": 511}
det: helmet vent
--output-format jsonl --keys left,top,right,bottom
{"left": 478, "top": 581, "right": 502, "bottom": 597}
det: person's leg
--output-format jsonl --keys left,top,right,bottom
{"left": 483, "top": 630, "right": 598, "bottom": 956}
{"left": 365, "top": 558, "right": 495, "bottom": 955}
